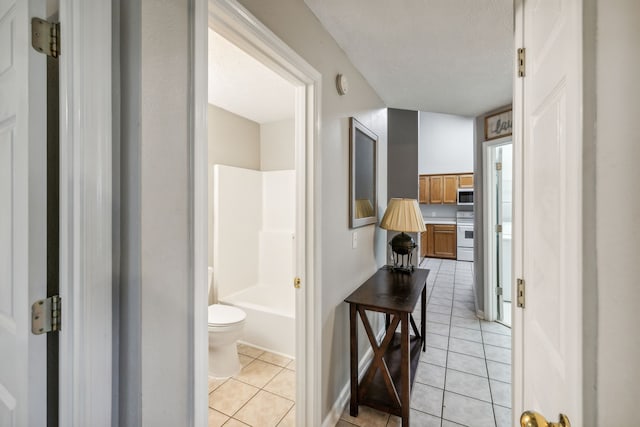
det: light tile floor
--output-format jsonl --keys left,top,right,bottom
{"left": 208, "top": 344, "right": 295, "bottom": 427}
{"left": 338, "top": 258, "right": 512, "bottom": 427}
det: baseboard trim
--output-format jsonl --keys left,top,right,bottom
{"left": 320, "top": 328, "right": 385, "bottom": 427}
{"left": 476, "top": 309, "right": 485, "bottom": 320}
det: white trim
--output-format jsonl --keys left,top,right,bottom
{"left": 512, "top": 0, "right": 524, "bottom": 423}
{"left": 190, "top": 0, "right": 210, "bottom": 425}
{"left": 320, "top": 330, "right": 384, "bottom": 427}
{"left": 482, "top": 136, "right": 512, "bottom": 323}
{"left": 195, "top": 1, "right": 322, "bottom": 425}
{"left": 58, "top": 0, "right": 112, "bottom": 425}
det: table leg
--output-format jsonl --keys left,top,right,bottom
{"left": 349, "top": 303, "right": 359, "bottom": 417}
{"left": 401, "top": 313, "right": 410, "bottom": 427}
{"left": 421, "top": 285, "right": 427, "bottom": 351}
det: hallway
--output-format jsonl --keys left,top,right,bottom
{"left": 339, "top": 258, "right": 512, "bottom": 427}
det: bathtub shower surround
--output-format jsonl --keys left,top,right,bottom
{"left": 213, "top": 165, "right": 296, "bottom": 357}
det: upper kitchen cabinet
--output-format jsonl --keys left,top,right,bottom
{"left": 419, "top": 175, "right": 429, "bottom": 204}
{"left": 459, "top": 174, "right": 474, "bottom": 188}
{"left": 443, "top": 175, "right": 458, "bottom": 203}
{"left": 419, "top": 173, "right": 467, "bottom": 204}
{"left": 429, "top": 175, "right": 443, "bottom": 204}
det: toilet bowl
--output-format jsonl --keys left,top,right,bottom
{"left": 208, "top": 267, "right": 247, "bottom": 378}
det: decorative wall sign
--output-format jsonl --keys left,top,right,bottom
{"left": 485, "top": 109, "right": 512, "bottom": 140}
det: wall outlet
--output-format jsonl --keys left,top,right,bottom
{"left": 352, "top": 231, "right": 358, "bottom": 249}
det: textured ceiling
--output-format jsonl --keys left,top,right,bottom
{"left": 208, "top": 29, "right": 294, "bottom": 124}
{"left": 304, "top": 0, "right": 513, "bottom": 117}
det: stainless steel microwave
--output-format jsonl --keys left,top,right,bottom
{"left": 457, "top": 189, "right": 474, "bottom": 205}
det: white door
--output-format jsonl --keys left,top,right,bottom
{"left": 514, "top": 0, "right": 582, "bottom": 425}
{"left": 0, "top": 0, "right": 48, "bottom": 425}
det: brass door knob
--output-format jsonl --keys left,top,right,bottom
{"left": 520, "top": 411, "right": 571, "bottom": 427}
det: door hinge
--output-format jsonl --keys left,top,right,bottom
{"left": 31, "top": 295, "right": 61, "bottom": 335}
{"left": 496, "top": 162, "right": 502, "bottom": 171}
{"left": 496, "top": 287, "right": 503, "bottom": 296}
{"left": 31, "top": 18, "right": 60, "bottom": 58}
{"left": 293, "top": 277, "right": 301, "bottom": 289}
{"left": 517, "top": 278, "right": 525, "bottom": 308}
{"left": 517, "top": 48, "right": 526, "bottom": 77}
{"left": 496, "top": 224, "right": 503, "bottom": 233}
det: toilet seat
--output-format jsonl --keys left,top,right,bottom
{"left": 208, "top": 304, "right": 246, "bottom": 327}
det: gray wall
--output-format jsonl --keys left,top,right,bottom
{"left": 592, "top": 0, "right": 640, "bottom": 423}
{"left": 388, "top": 109, "right": 419, "bottom": 200}
{"left": 118, "top": 0, "right": 191, "bottom": 425}
{"left": 116, "top": 0, "right": 142, "bottom": 424}
{"left": 473, "top": 104, "right": 511, "bottom": 315}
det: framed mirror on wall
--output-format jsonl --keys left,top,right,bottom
{"left": 349, "top": 117, "right": 378, "bottom": 228}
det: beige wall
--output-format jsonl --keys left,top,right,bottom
{"left": 208, "top": 104, "right": 260, "bottom": 169}
{"left": 237, "top": 0, "right": 388, "bottom": 421}
{"left": 260, "top": 118, "right": 295, "bottom": 171}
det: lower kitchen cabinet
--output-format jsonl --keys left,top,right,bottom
{"left": 421, "top": 224, "right": 456, "bottom": 260}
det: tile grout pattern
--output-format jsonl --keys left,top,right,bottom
{"left": 338, "top": 258, "right": 512, "bottom": 427}
{"left": 208, "top": 344, "right": 296, "bottom": 427}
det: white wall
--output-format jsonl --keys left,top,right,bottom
{"left": 419, "top": 111, "right": 474, "bottom": 174}
{"left": 261, "top": 118, "right": 295, "bottom": 171}
{"left": 594, "top": 0, "right": 640, "bottom": 423}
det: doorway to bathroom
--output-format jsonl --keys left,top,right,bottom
{"left": 200, "top": 1, "right": 322, "bottom": 425}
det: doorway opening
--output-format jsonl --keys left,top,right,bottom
{"left": 195, "top": 1, "right": 322, "bottom": 425}
{"left": 207, "top": 27, "right": 298, "bottom": 425}
{"left": 484, "top": 138, "right": 513, "bottom": 326}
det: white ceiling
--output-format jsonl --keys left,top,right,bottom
{"left": 208, "top": 29, "right": 295, "bottom": 124}
{"left": 304, "top": 0, "right": 513, "bottom": 117}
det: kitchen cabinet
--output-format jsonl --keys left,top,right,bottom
{"left": 443, "top": 176, "right": 458, "bottom": 204}
{"left": 419, "top": 176, "right": 429, "bottom": 204}
{"left": 428, "top": 176, "right": 443, "bottom": 204}
{"left": 459, "top": 174, "right": 474, "bottom": 188}
{"left": 432, "top": 224, "right": 457, "bottom": 259}
{"left": 427, "top": 175, "right": 457, "bottom": 205}
{"left": 421, "top": 224, "right": 456, "bottom": 260}
{"left": 419, "top": 173, "right": 473, "bottom": 204}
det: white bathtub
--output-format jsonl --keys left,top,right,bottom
{"left": 220, "top": 285, "right": 295, "bottom": 358}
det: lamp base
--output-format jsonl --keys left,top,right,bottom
{"left": 388, "top": 232, "right": 417, "bottom": 274}
{"left": 387, "top": 264, "right": 415, "bottom": 274}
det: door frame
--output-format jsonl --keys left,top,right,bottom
{"left": 192, "top": 0, "right": 322, "bottom": 425}
{"left": 57, "top": 0, "right": 113, "bottom": 425}
{"left": 482, "top": 136, "right": 512, "bottom": 323}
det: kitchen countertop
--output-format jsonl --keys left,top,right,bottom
{"left": 422, "top": 217, "right": 457, "bottom": 225}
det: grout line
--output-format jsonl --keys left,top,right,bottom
{"left": 478, "top": 309, "right": 499, "bottom": 427}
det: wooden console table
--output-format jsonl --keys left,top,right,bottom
{"left": 345, "top": 267, "right": 429, "bottom": 427}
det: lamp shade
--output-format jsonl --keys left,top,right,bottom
{"left": 379, "top": 198, "right": 426, "bottom": 233}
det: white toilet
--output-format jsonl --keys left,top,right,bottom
{"left": 208, "top": 267, "right": 247, "bottom": 378}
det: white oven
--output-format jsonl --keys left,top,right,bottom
{"left": 456, "top": 211, "right": 474, "bottom": 262}
{"left": 457, "top": 189, "right": 474, "bottom": 206}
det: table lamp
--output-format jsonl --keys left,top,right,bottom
{"left": 379, "top": 198, "right": 426, "bottom": 273}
